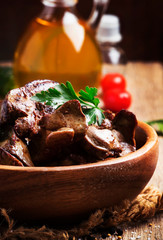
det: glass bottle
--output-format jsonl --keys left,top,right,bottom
{"left": 14, "top": 0, "right": 109, "bottom": 92}
{"left": 96, "top": 14, "right": 127, "bottom": 76}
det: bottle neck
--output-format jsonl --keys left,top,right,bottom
{"left": 88, "top": 0, "right": 109, "bottom": 31}
{"left": 42, "top": 0, "right": 77, "bottom": 7}
{"left": 40, "top": 0, "right": 77, "bottom": 22}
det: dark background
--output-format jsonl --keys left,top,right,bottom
{"left": 0, "top": 0, "right": 163, "bottom": 62}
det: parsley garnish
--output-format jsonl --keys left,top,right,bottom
{"left": 31, "top": 81, "right": 104, "bottom": 125}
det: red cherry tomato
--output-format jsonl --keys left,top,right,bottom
{"left": 101, "top": 73, "right": 126, "bottom": 92}
{"left": 103, "top": 89, "right": 132, "bottom": 112}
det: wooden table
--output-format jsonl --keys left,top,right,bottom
{"left": 115, "top": 62, "right": 163, "bottom": 240}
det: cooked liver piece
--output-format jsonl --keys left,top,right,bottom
{"left": 84, "top": 126, "right": 122, "bottom": 159}
{"left": 83, "top": 110, "right": 137, "bottom": 160}
{"left": 46, "top": 128, "right": 75, "bottom": 149}
{"left": 0, "top": 80, "right": 58, "bottom": 138}
{"left": 42, "top": 100, "right": 87, "bottom": 140}
{"left": 0, "top": 130, "right": 33, "bottom": 166}
{"left": 112, "top": 110, "right": 137, "bottom": 146}
{"left": 0, "top": 148, "right": 23, "bottom": 166}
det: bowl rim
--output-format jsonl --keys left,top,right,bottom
{"left": 0, "top": 121, "right": 158, "bottom": 172}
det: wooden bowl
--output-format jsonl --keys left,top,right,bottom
{"left": 0, "top": 121, "right": 159, "bottom": 223}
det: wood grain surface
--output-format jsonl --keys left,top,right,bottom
{"left": 119, "top": 62, "right": 163, "bottom": 240}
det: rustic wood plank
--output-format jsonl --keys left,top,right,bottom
{"left": 122, "top": 213, "right": 163, "bottom": 240}
{"left": 126, "top": 62, "right": 163, "bottom": 121}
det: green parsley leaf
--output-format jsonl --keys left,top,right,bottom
{"left": 79, "top": 86, "right": 99, "bottom": 107}
{"left": 83, "top": 107, "right": 105, "bottom": 125}
{"left": 31, "top": 81, "right": 104, "bottom": 125}
{"left": 146, "top": 119, "right": 163, "bottom": 136}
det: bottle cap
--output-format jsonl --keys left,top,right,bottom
{"left": 96, "top": 14, "right": 122, "bottom": 43}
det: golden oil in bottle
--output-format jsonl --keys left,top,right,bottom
{"left": 14, "top": 5, "right": 102, "bottom": 92}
